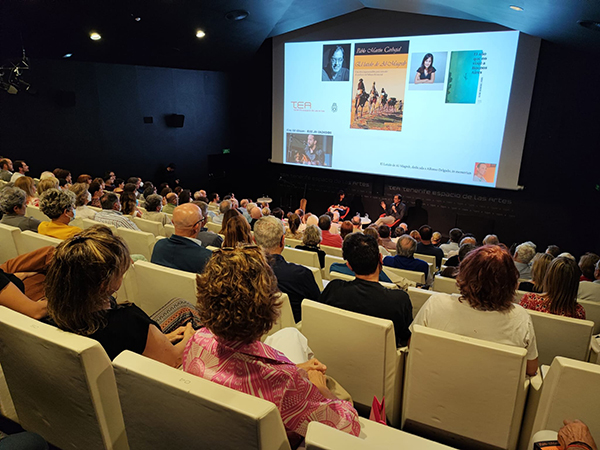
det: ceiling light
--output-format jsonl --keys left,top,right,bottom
{"left": 578, "top": 20, "right": 600, "bottom": 32}
{"left": 196, "top": 29, "right": 206, "bottom": 38}
{"left": 509, "top": 5, "right": 524, "bottom": 11}
{"left": 225, "top": 10, "right": 249, "bottom": 21}
{"left": 90, "top": 32, "right": 101, "bottom": 41}
{"left": 63, "top": 53, "right": 73, "bottom": 58}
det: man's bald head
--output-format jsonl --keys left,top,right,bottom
{"left": 166, "top": 192, "right": 179, "bottom": 205}
{"left": 251, "top": 206, "right": 263, "bottom": 220}
{"left": 173, "top": 203, "right": 203, "bottom": 238}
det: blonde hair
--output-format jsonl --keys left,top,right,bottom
{"left": 14, "top": 176, "right": 36, "bottom": 198}
{"left": 37, "top": 177, "right": 59, "bottom": 196}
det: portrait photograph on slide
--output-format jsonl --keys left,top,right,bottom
{"left": 350, "top": 40, "right": 409, "bottom": 131}
{"left": 322, "top": 44, "right": 351, "bottom": 81}
{"left": 472, "top": 162, "right": 496, "bottom": 183}
{"left": 285, "top": 132, "right": 333, "bottom": 167}
{"left": 446, "top": 50, "right": 483, "bottom": 104}
{"left": 408, "top": 51, "right": 447, "bottom": 90}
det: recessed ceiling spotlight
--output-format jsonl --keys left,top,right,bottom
{"left": 225, "top": 9, "right": 249, "bottom": 21}
{"left": 63, "top": 53, "right": 73, "bottom": 58}
{"left": 509, "top": 5, "right": 524, "bottom": 11}
{"left": 90, "top": 32, "right": 102, "bottom": 41}
{"left": 131, "top": 14, "right": 141, "bottom": 22}
{"left": 196, "top": 29, "right": 206, "bottom": 38}
{"left": 578, "top": 20, "right": 600, "bottom": 31}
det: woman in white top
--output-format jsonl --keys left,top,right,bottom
{"left": 69, "top": 182, "right": 96, "bottom": 220}
{"left": 411, "top": 245, "right": 539, "bottom": 376}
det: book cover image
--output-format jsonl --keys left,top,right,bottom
{"left": 446, "top": 50, "right": 482, "bottom": 104}
{"left": 350, "top": 40, "right": 409, "bottom": 131}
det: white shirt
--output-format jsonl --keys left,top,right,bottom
{"left": 75, "top": 205, "right": 96, "bottom": 220}
{"left": 439, "top": 242, "right": 459, "bottom": 257}
{"left": 411, "top": 293, "right": 538, "bottom": 361}
{"left": 10, "top": 172, "right": 23, "bottom": 182}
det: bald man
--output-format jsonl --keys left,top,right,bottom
{"left": 151, "top": 203, "right": 212, "bottom": 273}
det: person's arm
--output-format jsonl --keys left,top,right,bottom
{"left": 558, "top": 419, "right": 597, "bottom": 450}
{"left": 429, "top": 72, "right": 436, "bottom": 83}
{"left": 414, "top": 72, "right": 421, "bottom": 84}
{"left": 142, "top": 322, "right": 194, "bottom": 367}
{"left": 0, "top": 281, "right": 48, "bottom": 319}
{"left": 526, "top": 358, "right": 539, "bottom": 377}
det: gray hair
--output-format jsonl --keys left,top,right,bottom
{"left": 396, "top": 234, "right": 417, "bottom": 257}
{"left": 194, "top": 200, "right": 208, "bottom": 218}
{"left": 219, "top": 199, "right": 231, "bottom": 215}
{"left": 69, "top": 182, "right": 90, "bottom": 207}
{"left": 39, "top": 188, "right": 76, "bottom": 219}
{"left": 145, "top": 194, "right": 163, "bottom": 212}
{"left": 483, "top": 234, "right": 499, "bottom": 245}
{"left": 303, "top": 225, "right": 322, "bottom": 246}
{"left": 0, "top": 186, "right": 26, "bottom": 214}
{"left": 254, "top": 216, "right": 285, "bottom": 252}
{"left": 516, "top": 243, "right": 536, "bottom": 264}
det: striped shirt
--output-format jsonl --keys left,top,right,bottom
{"left": 94, "top": 210, "right": 140, "bottom": 230}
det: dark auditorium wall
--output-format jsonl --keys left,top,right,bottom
{"left": 0, "top": 59, "right": 232, "bottom": 188}
{"left": 231, "top": 9, "right": 600, "bottom": 257}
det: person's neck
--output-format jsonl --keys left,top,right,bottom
{"left": 269, "top": 247, "right": 283, "bottom": 256}
{"left": 421, "top": 239, "right": 431, "bottom": 245}
{"left": 355, "top": 271, "right": 379, "bottom": 283}
{"left": 55, "top": 216, "right": 70, "bottom": 226}
{"left": 176, "top": 230, "right": 197, "bottom": 239}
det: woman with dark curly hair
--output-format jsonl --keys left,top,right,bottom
{"left": 411, "top": 245, "right": 539, "bottom": 376}
{"left": 183, "top": 246, "right": 360, "bottom": 446}
{"left": 38, "top": 188, "right": 83, "bottom": 239}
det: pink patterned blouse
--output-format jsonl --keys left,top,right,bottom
{"left": 520, "top": 293, "right": 586, "bottom": 320}
{"left": 182, "top": 328, "right": 360, "bottom": 444}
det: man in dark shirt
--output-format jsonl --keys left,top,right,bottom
{"left": 415, "top": 225, "right": 444, "bottom": 269}
{"left": 254, "top": 216, "right": 320, "bottom": 323}
{"left": 319, "top": 233, "right": 413, "bottom": 346}
{"left": 383, "top": 234, "right": 429, "bottom": 282}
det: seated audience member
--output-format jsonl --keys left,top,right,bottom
{"left": 179, "top": 189, "right": 192, "bottom": 205}
{"left": 58, "top": 177, "right": 71, "bottom": 191}
{"left": 483, "top": 234, "right": 500, "bottom": 246}
{"left": 295, "top": 225, "right": 326, "bottom": 269}
{"left": 238, "top": 198, "right": 251, "bottom": 222}
{"left": 38, "top": 189, "right": 82, "bottom": 239}
{"left": 194, "top": 201, "right": 224, "bottom": 248}
{"left": 413, "top": 245, "right": 539, "bottom": 376}
{"left": 439, "top": 228, "right": 463, "bottom": 256}
{"left": 139, "top": 184, "right": 156, "bottom": 208}
{"left": 10, "top": 160, "right": 28, "bottom": 182}
{"left": 518, "top": 253, "right": 553, "bottom": 293}
{"left": 218, "top": 208, "right": 240, "bottom": 234}
{"left": 377, "top": 225, "right": 395, "bottom": 251}
{"left": 126, "top": 177, "right": 142, "bottom": 194}
{"left": 193, "top": 189, "right": 207, "bottom": 200}
{"left": 271, "top": 207, "right": 284, "bottom": 221}
{"left": 254, "top": 216, "right": 320, "bottom": 323}
{"left": 320, "top": 233, "right": 412, "bottom": 347}
{"left": 113, "top": 178, "right": 125, "bottom": 194}
{"left": 513, "top": 242, "right": 536, "bottom": 279}
{"left": 39, "top": 171, "right": 55, "bottom": 180}
{"left": 305, "top": 214, "right": 318, "bottom": 227}
{"left": 0, "top": 158, "right": 13, "bottom": 181}
{"left": 330, "top": 232, "right": 393, "bottom": 284}
{"left": 439, "top": 243, "right": 476, "bottom": 278}
{"left": 339, "top": 220, "right": 353, "bottom": 241}
{"left": 578, "top": 259, "right": 600, "bottom": 302}
{"left": 222, "top": 215, "right": 253, "bottom": 248}
{"left": 0, "top": 187, "right": 41, "bottom": 232}
{"left": 363, "top": 227, "right": 391, "bottom": 257}
{"left": 95, "top": 192, "right": 141, "bottom": 230}
{"left": 37, "top": 177, "right": 59, "bottom": 197}
{"left": 14, "top": 176, "right": 38, "bottom": 206}
{"left": 77, "top": 174, "right": 92, "bottom": 184}
{"left": 183, "top": 246, "right": 360, "bottom": 446}
{"left": 383, "top": 235, "right": 429, "bottom": 281}
{"left": 1, "top": 246, "right": 55, "bottom": 301}
{"left": 210, "top": 199, "right": 230, "bottom": 225}
{"left": 286, "top": 213, "right": 303, "bottom": 240}
{"left": 0, "top": 268, "right": 47, "bottom": 319}
{"left": 416, "top": 225, "right": 444, "bottom": 268}
{"left": 546, "top": 244, "right": 561, "bottom": 258}
{"left": 431, "top": 231, "right": 442, "bottom": 247}
{"left": 88, "top": 179, "right": 104, "bottom": 208}
{"left": 53, "top": 168, "right": 72, "bottom": 185}
{"left": 120, "top": 191, "right": 142, "bottom": 218}
{"left": 445, "top": 236, "right": 477, "bottom": 266}
{"left": 351, "top": 215, "right": 362, "bottom": 232}
{"left": 249, "top": 204, "right": 263, "bottom": 230}
{"left": 579, "top": 253, "right": 599, "bottom": 282}
{"left": 558, "top": 252, "right": 576, "bottom": 261}
{"left": 207, "top": 192, "right": 220, "bottom": 211}
{"left": 45, "top": 226, "right": 198, "bottom": 365}
{"left": 520, "top": 257, "right": 586, "bottom": 319}
{"left": 409, "top": 229, "right": 421, "bottom": 243}
{"left": 141, "top": 194, "right": 172, "bottom": 226}
{"left": 104, "top": 171, "right": 116, "bottom": 190}
{"left": 69, "top": 182, "right": 96, "bottom": 220}
{"left": 151, "top": 203, "right": 213, "bottom": 273}
{"left": 319, "top": 214, "right": 343, "bottom": 248}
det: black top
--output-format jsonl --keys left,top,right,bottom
{"left": 518, "top": 281, "right": 538, "bottom": 293}
{"left": 0, "top": 269, "right": 24, "bottom": 293}
{"left": 445, "top": 255, "right": 460, "bottom": 267}
{"left": 416, "top": 242, "right": 444, "bottom": 268}
{"left": 319, "top": 278, "right": 413, "bottom": 347}
{"left": 295, "top": 245, "right": 326, "bottom": 269}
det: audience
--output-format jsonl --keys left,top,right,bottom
{"left": 295, "top": 224, "right": 326, "bottom": 269}
{"left": 69, "top": 182, "right": 96, "bottom": 220}
{"left": 211, "top": 199, "right": 231, "bottom": 225}
{"left": 518, "top": 252, "right": 553, "bottom": 293}
{"left": 318, "top": 214, "right": 343, "bottom": 248}
{"left": 14, "top": 176, "right": 38, "bottom": 206}
{"left": 546, "top": 244, "right": 561, "bottom": 258}
{"left": 194, "top": 201, "right": 224, "bottom": 248}
{"left": 363, "top": 226, "right": 391, "bottom": 257}
{"left": 439, "top": 243, "right": 476, "bottom": 279}
{"left": 162, "top": 192, "right": 179, "bottom": 214}
{"left": 320, "top": 233, "right": 413, "bottom": 347}
{"left": 88, "top": 179, "right": 104, "bottom": 208}
{"left": 151, "top": 203, "right": 213, "bottom": 273}
{"left": 513, "top": 242, "right": 536, "bottom": 279}
{"left": 222, "top": 214, "right": 253, "bottom": 248}
{"left": 445, "top": 236, "right": 477, "bottom": 266}
{"left": 0, "top": 158, "right": 14, "bottom": 182}
{"left": 120, "top": 191, "right": 142, "bottom": 218}
{"left": 286, "top": 213, "right": 303, "bottom": 240}
{"left": 218, "top": 208, "right": 240, "bottom": 234}
{"left": 95, "top": 192, "right": 141, "bottom": 230}
{"left": 579, "top": 253, "right": 599, "bottom": 282}
{"left": 520, "top": 257, "right": 586, "bottom": 319}
{"left": 431, "top": 231, "right": 442, "bottom": 247}
{"left": 37, "top": 177, "right": 59, "bottom": 197}
{"left": 10, "top": 160, "right": 29, "bottom": 182}
{"left": 482, "top": 234, "right": 500, "bottom": 246}
{"left": 38, "top": 189, "right": 83, "bottom": 239}
{"left": 377, "top": 225, "right": 396, "bottom": 251}
{"left": 0, "top": 186, "right": 41, "bottom": 232}
{"left": 416, "top": 225, "right": 444, "bottom": 268}
{"left": 249, "top": 204, "right": 263, "bottom": 230}
{"left": 383, "top": 234, "right": 429, "bottom": 281}
{"left": 578, "top": 259, "right": 600, "bottom": 302}
{"left": 339, "top": 220, "right": 353, "bottom": 241}
{"left": 439, "top": 228, "right": 463, "bottom": 256}
{"left": 141, "top": 194, "right": 172, "bottom": 226}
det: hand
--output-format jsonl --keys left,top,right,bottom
{"left": 183, "top": 322, "right": 195, "bottom": 340}
{"left": 297, "top": 358, "right": 327, "bottom": 374}
{"left": 558, "top": 419, "right": 597, "bottom": 450}
{"left": 307, "top": 369, "right": 328, "bottom": 390}
{"left": 380, "top": 201, "right": 386, "bottom": 209}
{"left": 165, "top": 326, "right": 187, "bottom": 343}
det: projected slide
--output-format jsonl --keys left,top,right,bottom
{"left": 282, "top": 31, "right": 522, "bottom": 188}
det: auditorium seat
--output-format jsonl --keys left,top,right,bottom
{"left": 25, "top": 205, "right": 50, "bottom": 222}
{"left": 205, "top": 221, "right": 221, "bottom": 233}
{"left": 514, "top": 290, "right": 529, "bottom": 303}
{"left": 382, "top": 266, "right": 425, "bottom": 284}
{"left": 0, "top": 363, "right": 17, "bottom": 423}
{"left": 303, "top": 264, "right": 325, "bottom": 290}
{"left": 284, "top": 237, "right": 302, "bottom": 248}
{"left": 0, "top": 223, "right": 20, "bottom": 264}
{"left": 526, "top": 310, "right": 594, "bottom": 365}
{"left": 407, "top": 287, "right": 436, "bottom": 318}
{"left": 262, "top": 293, "right": 296, "bottom": 338}
{"left": 324, "top": 254, "right": 345, "bottom": 280}
{"left": 432, "top": 275, "right": 460, "bottom": 294}
{"left": 0, "top": 306, "right": 127, "bottom": 449}
{"left": 112, "top": 350, "right": 291, "bottom": 450}
{"left": 123, "top": 260, "right": 197, "bottom": 315}
{"left": 115, "top": 227, "right": 156, "bottom": 260}
{"left": 17, "top": 230, "right": 61, "bottom": 255}
{"left": 282, "top": 246, "right": 320, "bottom": 269}
{"left": 524, "top": 357, "right": 600, "bottom": 450}
{"left": 321, "top": 244, "right": 343, "bottom": 258}
{"left": 163, "top": 223, "right": 175, "bottom": 237}
{"left": 301, "top": 300, "right": 406, "bottom": 427}
{"left": 578, "top": 299, "right": 600, "bottom": 334}
{"left": 403, "top": 325, "right": 530, "bottom": 450}
{"left": 305, "top": 420, "right": 455, "bottom": 449}
{"left": 81, "top": 218, "right": 117, "bottom": 233}
{"left": 329, "top": 271, "right": 397, "bottom": 290}
{"left": 132, "top": 216, "right": 165, "bottom": 236}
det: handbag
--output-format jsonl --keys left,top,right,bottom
{"left": 369, "top": 396, "right": 386, "bottom": 425}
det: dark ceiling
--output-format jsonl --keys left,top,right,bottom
{"left": 1, "top": 0, "right": 599, "bottom": 72}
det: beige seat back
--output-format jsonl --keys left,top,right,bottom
{"left": 432, "top": 275, "right": 460, "bottom": 294}
{"left": 116, "top": 227, "right": 155, "bottom": 260}
{"left": 403, "top": 325, "right": 529, "bottom": 450}
{"left": 528, "top": 357, "right": 600, "bottom": 447}
{"left": 113, "top": 351, "right": 290, "bottom": 450}
{"left": 163, "top": 223, "right": 175, "bottom": 238}
{"left": 263, "top": 293, "right": 296, "bottom": 339}
{"left": 284, "top": 237, "right": 302, "bottom": 248}
{"left": 301, "top": 300, "right": 404, "bottom": 427}
{"left": 25, "top": 205, "right": 50, "bottom": 222}
{"left": 527, "top": 310, "right": 593, "bottom": 365}
{"left": 282, "top": 247, "right": 320, "bottom": 269}
{"left": 124, "top": 260, "right": 197, "bottom": 315}
{"left": 321, "top": 244, "right": 343, "bottom": 258}
{"left": 303, "top": 265, "right": 324, "bottom": 290}
{"left": 132, "top": 216, "right": 164, "bottom": 236}
{"left": 382, "top": 266, "right": 425, "bottom": 284}
{"left": 205, "top": 221, "right": 221, "bottom": 233}
{"left": 0, "top": 224, "right": 20, "bottom": 264}
{"left": 414, "top": 253, "right": 436, "bottom": 266}
{"left": 578, "top": 299, "right": 600, "bottom": 334}
{"left": 17, "top": 230, "right": 61, "bottom": 255}
{"left": 514, "top": 290, "right": 529, "bottom": 303}
{"left": 324, "top": 254, "right": 345, "bottom": 280}
{"left": 407, "top": 287, "right": 435, "bottom": 318}
{"left": 0, "top": 306, "right": 127, "bottom": 449}
{"left": 82, "top": 218, "right": 117, "bottom": 233}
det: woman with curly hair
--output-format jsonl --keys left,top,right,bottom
{"left": 183, "top": 246, "right": 360, "bottom": 446}
{"left": 411, "top": 245, "right": 539, "bottom": 376}
{"left": 221, "top": 214, "right": 253, "bottom": 248}
{"left": 38, "top": 188, "right": 83, "bottom": 239}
